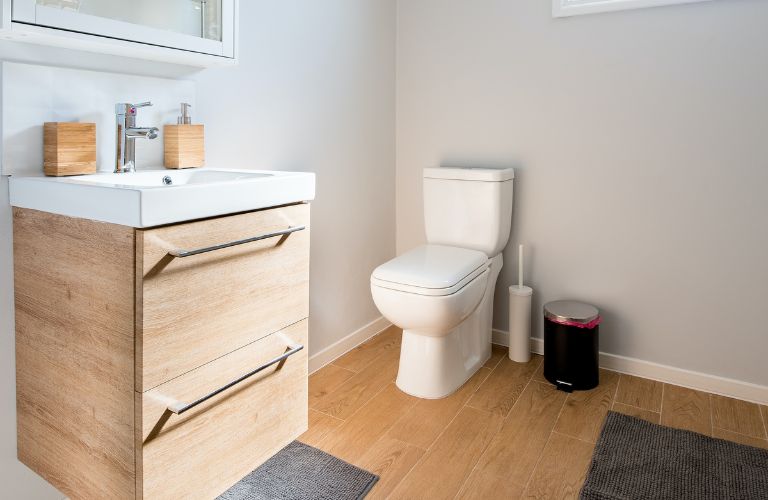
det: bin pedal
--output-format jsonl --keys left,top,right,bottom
{"left": 554, "top": 380, "right": 574, "bottom": 393}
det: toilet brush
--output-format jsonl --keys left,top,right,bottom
{"left": 508, "top": 244, "right": 533, "bottom": 363}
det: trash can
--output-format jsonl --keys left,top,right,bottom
{"left": 543, "top": 300, "right": 602, "bottom": 392}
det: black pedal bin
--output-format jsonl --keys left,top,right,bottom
{"left": 543, "top": 301, "right": 601, "bottom": 392}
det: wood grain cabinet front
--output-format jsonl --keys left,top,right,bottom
{"left": 137, "top": 203, "right": 310, "bottom": 391}
{"left": 13, "top": 204, "right": 311, "bottom": 500}
{"left": 139, "top": 320, "right": 308, "bottom": 500}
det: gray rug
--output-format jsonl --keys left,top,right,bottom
{"left": 217, "top": 441, "right": 379, "bottom": 500}
{"left": 581, "top": 411, "right": 768, "bottom": 499}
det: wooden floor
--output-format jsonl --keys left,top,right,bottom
{"left": 300, "top": 326, "right": 768, "bottom": 499}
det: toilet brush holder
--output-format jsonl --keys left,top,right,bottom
{"left": 508, "top": 285, "right": 533, "bottom": 363}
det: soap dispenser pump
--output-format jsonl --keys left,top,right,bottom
{"left": 164, "top": 102, "right": 204, "bottom": 169}
{"left": 178, "top": 102, "right": 192, "bottom": 125}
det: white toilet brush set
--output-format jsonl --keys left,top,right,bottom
{"left": 509, "top": 244, "right": 533, "bottom": 363}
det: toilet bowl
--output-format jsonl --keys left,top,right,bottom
{"left": 371, "top": 245, "right": 489, "bottom": 335}
{"left": 372, "top": 245, "right": 503, "bottom": 398}
{"left": 370, "top": 167, "right": 515, "bottom": 399}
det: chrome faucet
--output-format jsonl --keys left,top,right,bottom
{"left": 115, "top": 101, "right": 160, "bottom": 173}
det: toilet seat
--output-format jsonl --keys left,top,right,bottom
{"left": 371, "top": 245, "right": 488, "bottom": 297}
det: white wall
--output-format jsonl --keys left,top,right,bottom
{"left": 2, "top": 62, "right": 195, "bottom": 176}
{"left": 0, "top": 0, "right": 395, "bottom": 497}
{"left": 397, "top": 0, "right": 768, "bottom": 386}
{"left": 194, "top": 0, "right": 396, "bottom": 355}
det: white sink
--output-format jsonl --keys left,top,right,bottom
{"left": 9, "top": 168, "right": 316, "bottom": 228}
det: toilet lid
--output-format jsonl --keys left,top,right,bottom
{"left": 371, "top": 245, "right": 489, "bottom": 293}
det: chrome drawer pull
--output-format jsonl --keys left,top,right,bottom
{"left": 169, "top": 225, "right": 306, "bottom": 258}
{"left": 167, "top": 343, "right": 304, "bottom": 416}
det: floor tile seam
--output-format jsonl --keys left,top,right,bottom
{"left": 463, "top": 358, "right": 526, "bottom": 414}
{"left": 378, "top": 451, "right": 422, "bottom": 500}
{"left": 331, "top": 343, "right": 399, "bottom": 375}
{"left": 388, "top": 392, "right": 487, "bottom": 498}
{"left": 438, "top": 399, "right": 512, "bottom": 500}
{"left": 615, "top": 375, "right": 663, "bottom": 413}
{"left": 321, "top": 383, "right": 419, "bottom": 465}
{"left": 550, "top": 430, "right": 595, "bottom": 446}
{"left": 331, "top": 326, "right": 401, "bottom": 371}
{"left": 462, "top": 367, "right": 503, "bottom": 414}
{"left": 759, "top": 403, "right": 768, "bottom": 440}
{"left": 358, "top": 434, "right": 426, "bottom": 500}
{"left": 311, "top": 407, "right": 345, "bottom": 421}
{"left": 383, "top": 435, "right": 427, "bottom": 453}
{"left": 611, "top": 400, "right": 660, "bottom": 415}
{"left": 519, "top": 423, "right": 559, "bottom": 495}
{"left": 710, "top": 397, "right": 767, "bottom": 439}
{"left": 610, "top": 374, "right": 621, "bottom": 405}
{"left": 607, "top": 397, "right": 763, "bottom": 442}
{"left": 315, "top": 343, "right": 398, "bottom": 415}
{"left": 327, "top": 380, "right": 398, "bottom": 426}
{"left": 485, "top": 350, "right": 504, "bottom": 371}
{"left": 308, "top": 408, "right": 346, "bottom": 424}
{"left": 379, "top": 390, "right": 439, "bottom": 449}
{"left": 614, "top": 375, "right": 626, "bottom": 407}
{"left": 658, "top": 382, "right": 666, "bottom": 418}
{"left": 325, "top": 366, "right": 361, "bottom": 385}
{"left": 309, "top": 378, "right": 359, "bottom": 412}
{"left": 451, "top": 425, "right": 500, "bottom": 500}
{"left": 713, "top": 425, "right": 768, "bottom": 441}
{"left": 518, "top": 380, "right": 569, "bottom": 495}
{"left": 491, "top": 370, "right": 541, "bottom": 420}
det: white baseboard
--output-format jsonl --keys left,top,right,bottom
{"left": 309, "top": 317, "right": 393, "bottom": 374}
{"left": 492, "top": 329, "right": 768, "bottom": 405}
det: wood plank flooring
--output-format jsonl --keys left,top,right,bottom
{"left": 301, "top": 326, "right": 768, "bottom": 499}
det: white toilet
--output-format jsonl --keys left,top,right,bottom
{"left": 371, "top": 167, "right": 514, "bottom": 399}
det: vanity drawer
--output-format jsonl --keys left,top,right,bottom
{"left": 136, "top": 204, "right": 310, "bottom": 391}
{"left": 138, "top": 319, "right": 308, "bottom": 500}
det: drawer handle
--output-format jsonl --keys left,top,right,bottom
{"left": 169, "top": 225, "right": 306, "bottom": 258}
{"left": 167, "top": 343, "right": 304, "bottom": 415}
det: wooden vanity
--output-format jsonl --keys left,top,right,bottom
{"left": 13, "top": 203, "right": 310, "bottom": 499}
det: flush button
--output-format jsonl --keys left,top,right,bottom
{"left": 162, "top": 176, "right": 173, "bottom": 186}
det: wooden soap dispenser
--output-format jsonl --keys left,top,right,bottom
{"left": 164, "top": 102, "right": 204, "bottom": 169}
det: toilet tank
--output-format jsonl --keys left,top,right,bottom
{"left": 423, "top": 167, "right": 514, "bottom": 257}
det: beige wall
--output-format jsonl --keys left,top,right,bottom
{"left": 397, "top": 0, "right": 768, "bottom": 386}
{"left": 0, "top": 1, "right": 395, "bottom": 496}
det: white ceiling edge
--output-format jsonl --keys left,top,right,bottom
{"left": 553, "top": 0, "right": 714, "bottom": 17}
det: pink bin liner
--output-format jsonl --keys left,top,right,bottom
{"left": 548, "top": 316, "right": 602, "bottom": 330}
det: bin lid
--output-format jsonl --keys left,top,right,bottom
{"left": 544, "top": 301, "right": 600, "bottom": 326}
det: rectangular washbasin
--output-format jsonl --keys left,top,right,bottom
{"left": 9, "top": 168, "right": 316, "bottom": 228}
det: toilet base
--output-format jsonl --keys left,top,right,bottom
{"left": 396, "top": 326, "right": 491, "bottom": 399}
{"left": 395, "top": 254, "right": 502, "bottom": 399}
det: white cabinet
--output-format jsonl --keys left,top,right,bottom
{"left": 0, "top": 0, "right": 237, "bottom": 66}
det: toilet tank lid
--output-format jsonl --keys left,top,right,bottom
{"left": 423, "top": 167, "right": 515, "bottom": 182}
{"left": 372, "top": 245, "right": 488, "bottom": 290}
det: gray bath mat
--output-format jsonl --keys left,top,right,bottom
{"left": 217, "top": 441, "right": 379, "bottom": 500}
{"left": 581, "top": 411, "right": 768, "bottom": 499}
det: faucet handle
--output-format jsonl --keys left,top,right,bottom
{"left": 115, "top": 101, "right": 153, "bottom": 115}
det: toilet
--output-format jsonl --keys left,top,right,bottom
{"left": 371, "top": 167, "right": 514, "bottom": 399}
